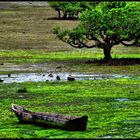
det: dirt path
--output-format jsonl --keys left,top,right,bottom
{"left": 9, "top": 1, "right": 49, "bottom": 6}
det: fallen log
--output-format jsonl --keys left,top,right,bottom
{"left": 11, "top": 104, "right": 88, "bottom": 131}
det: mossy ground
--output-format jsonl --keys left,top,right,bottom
{"left": 0, "top": 3, "right": 140, "bottom": 138}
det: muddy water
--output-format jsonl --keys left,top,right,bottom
{"left": 0, "top": 72, "right": 137, "bottom": 84}
{"left": 0, "top": 63, "right": 139, "bottom": 83}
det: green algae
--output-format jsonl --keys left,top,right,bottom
{"left": 0, "top": 78, "right": 139, "bottom": 138}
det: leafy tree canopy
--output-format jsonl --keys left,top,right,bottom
{"left": 53, "top": 2, "right": 140, "bottom": 61}
{"left": 49, "top": 1, "right": 99, "bottom": 19}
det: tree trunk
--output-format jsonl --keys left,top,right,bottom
{"left": 63, "top": 12, "right": 67, "bottom": 19}
{"left": 57, "top": 10, "right": 61, "bottom": 19}
{"left": 103, "top": 46, "right": 112, "bottom": 61}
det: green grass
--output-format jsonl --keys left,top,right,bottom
{"left": 0, "top": 78, "right": 140, "bottom": 138}
{"left": 0, "top": 48, "right": 139, "bottom": 75}
{"left": 0, "top": 47, "right": 139, "bottom": 63}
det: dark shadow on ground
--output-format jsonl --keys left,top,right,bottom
{"left": 86, "top": 58, "right": 140, "bottom": 66}
{"left": 47, "top": 17, "right": 78, "bottom": 21}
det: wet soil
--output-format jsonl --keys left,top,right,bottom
{"left": 86, "top": 58, "right": 140, "bottom": 66}
{"left": 0, "top": 62, "right": 139, "bottom": 83}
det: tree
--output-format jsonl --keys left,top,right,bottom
{"left": 53, "top": 2, "right": 140, "bottom": 61}
{"left": 49, "top": 1, "right": 99, "bottom": 19}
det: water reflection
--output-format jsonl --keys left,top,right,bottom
{"left": 114, "top": 98, "right": 130, "bottom": 102}
{"left": 0, "top": 72, "right": 139, "bottom": 84}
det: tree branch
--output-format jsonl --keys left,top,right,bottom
{"left": 120, "top": 40, "right": 137, "bottom": 46}
{"left": 68, "top": 40, "right": 84, "bottom": 48}
{"left": 119, "top": 34, "right": 139, "bottom": 46}
{"left": 108, "top": 35, "right": 120, "bottom": 46}
{"left": 99, "top": 28, "right": 106, "bottom": 42}
{"left": 68, "top": 39, "right": 97, "bottom": 48}
{"left": 84, "top": 33, "right": 104, "bottom": 48}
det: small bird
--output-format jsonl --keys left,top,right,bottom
{"left": 56, "top": 75, "right": 61, "bottom": 80}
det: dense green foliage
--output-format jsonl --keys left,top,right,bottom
{"left": 48, "top": 1, "right": 99, "bottom": 19}
{"left": 53, "top": 2, "right": 140, "bottom": 61}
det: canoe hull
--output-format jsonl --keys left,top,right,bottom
{"left": 11, "top": 104, "right": 88, "bottom": 131}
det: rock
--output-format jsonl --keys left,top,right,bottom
{"left": 56, "top": 75, "right": 61, "bottom": 80}
{"left": 67, "top": 76, "right": 75, "bottom": 81}
{"left": 8, "top": 74, "right": 11, "bottom": 77}
{"left": 0, "top": 79, "right": 4, "bottom": 82}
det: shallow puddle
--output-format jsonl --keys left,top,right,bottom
{"left": 0, "top": 72, "right": 137, "bottom": 84}
{"left": 124, "top": 119, "right": 140, "bottom": 123}
{"left": 114, "top": 98, "right": 130, "bottom": 102}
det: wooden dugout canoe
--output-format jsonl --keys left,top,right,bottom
{"left": 11, "top": 104, "right": 88, "bottom": 131}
